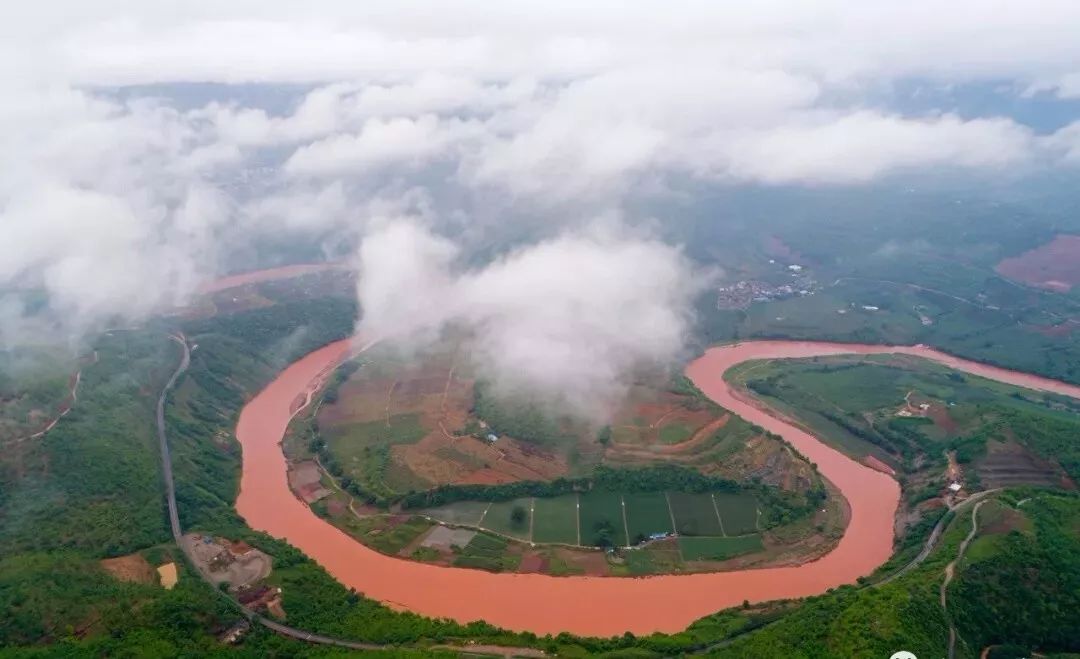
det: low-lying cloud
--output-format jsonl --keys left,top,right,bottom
{"left": 356, "top": 221, "right": 701, "bottom": 419}
{"left": 3, "top": 1, "right": 1080, "bottom": 358}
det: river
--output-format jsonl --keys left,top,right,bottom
{"left": 234, "top": 340, "right": 1080, "bottom": 636}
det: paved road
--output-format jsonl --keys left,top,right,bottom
{"left": 155, "top": 334, "right": 387, "bottom": 652}
{"left": 158, "top": 334, "right": 190, "bottom": 543}
{"left": 155, "top": 334, "right": 541, "bottom": 655}
{"left": 876, "top": 488, "right": 1000, "bottom": 587}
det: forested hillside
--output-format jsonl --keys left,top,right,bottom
{"left": 2, "top": 297, "right": 1078, "bottom": 658}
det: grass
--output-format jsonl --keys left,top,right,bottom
{"left": 481, "top": 498, "right": 532, "bottom": 540}
{"left": 411, "top": 546, "right": 441, "bottom": 562}
{"left": 678, "top": 535, "right": 764, "bottom": 561}
{"left": 668, "top": 491, "right": 724, "bottom": 536}
{"left": 346, "top": 516, "right": 432, "bottom": 555}
{"left": 624, "top": 549, "right": 655, "bottom": 575}
{"left": 325, "top": 412, "right": 427, "bottom": 447}
{"left": 736, "top": 353, "right": 1080, "bottom": 487}
{"left": 714, "top": 492, "right": 759, "bottom": 535}
{"left": 546, "top": 552, "right": 585, "bottom": 576}
{"left": 623, "top": 492, "right": 673, "bottom": 542}
{"left": 579, "top": 491, "right": 628, "bottom": 547}
{"left": 531, "top": 495, "right": 579, "bottom": 545}
{"left": 657, "top": 422, "right": 694, "bottom": 445}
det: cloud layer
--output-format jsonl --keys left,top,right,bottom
{"left": 356, "top": 221, "right": 700, "bottom": 418}
{"left": 2, "top": 1, "right": 1080, "bottom": 348}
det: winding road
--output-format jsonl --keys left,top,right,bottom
{"left": 154, "top": 333, "right": 399, "bottom": 653}
{"left": 942, "top": 499, "right": 988, "bottom": 659}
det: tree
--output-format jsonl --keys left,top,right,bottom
{"left": 510, "top": 505, "right": 527, "bottom": 526}
{"left": 596, "top": 425, "right": 612, "bottom": 446}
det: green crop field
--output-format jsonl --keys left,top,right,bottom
{"left": 657, "top": 422, "right": 694, "bottom": 444}
{"left": 624, "top": 549, "right": 656, "bottom": 575}
{"left": 623, "top": 491, "right": 673, "bottom": 542}
{"left": 579, "top": 491, "right": 628, "bottom": 546}
{"left": 678, "top": 535, "right": 764, "bottom": 561}
{"left": 481, "top": 498, "right": 532, "bottom": 540}
{"left": 531, "top": 494, "right": 579, "bottom": 544}
{"left": 423, "top": 500, "right": 489, "bottom": 526}
{"left": 452, "top": 532, "right": 519, "bottom": 571}
{"left": 713, "top": 493, "right": 759, "bottom": 535}
{"left": 668, "top": 491, "right": 724, "bottom": 536}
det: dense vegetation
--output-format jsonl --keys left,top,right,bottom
{"left": 950, "top": 493, "right": 1080, "bottom": 654}
{"left": 0, "top": 347, "right": 73, "bottom": 442}
{"left": 737, "top": 355, "right": 1080, "bottom": 490}
{"left": 471, "top": 379, "right": 575, "bottom": 446}
{"left": 679, "top": 185, "right": 1080, "bottom": 387}
{"left": 4, "top": 284, "right": 1079, "bottom": 657}
{"left": 0, "top": 330, "right": 176, "bottom": 557}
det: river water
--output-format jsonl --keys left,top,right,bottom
{"left": 234, "top": 339, "right": 1080, "bottom": 636}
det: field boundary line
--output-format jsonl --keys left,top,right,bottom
{"left": 620, "top": 496, "right": 631, "bottom": 547}
{"left": 575, "top": 493, "right": 581, "bottom": 545}
{"left": 477, "top": 502, "right": 492, "bottom": 526}
{"left": 664, "top": 492, "right": 679, "bottom": 533}
{"left": 529, "top": 498, "right": 535, "bottom": 544}
{"left": 665, "top": 492, "right": 685, "bottom": 561}
{"left": 710, "top": 493, "right": 727, "bottom": 537}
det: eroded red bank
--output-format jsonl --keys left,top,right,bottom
{"left": 235, "top": 340, "right": 1080, "bottom": 636}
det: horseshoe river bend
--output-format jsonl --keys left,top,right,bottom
{"left": 234, "top": 339, "right": 1080, "bottom": 636}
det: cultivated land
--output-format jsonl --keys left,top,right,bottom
{"left": 282, "top": 339, "right": 840, "bottom": 577}
{"left": 4, "top": 265, "right": 1080, "bottom": 656}
{"left": 728, "top": 353, "right": 1080, "bottom": 544}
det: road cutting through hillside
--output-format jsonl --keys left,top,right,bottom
{"left": 235, "top": 339, "right": 1080, "bottom": 636}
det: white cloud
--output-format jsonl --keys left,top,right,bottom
{"left": 355, "top": 220, "right": 700, "bottom": 419}
{"left": 284, "top": 115, "right": 474, "bottom": 177}
{"left": 1, "top": 1, "right": 1080, "bottom": 345}
{"left": 716, "top": 112, "right": 1037, "bottom": 184}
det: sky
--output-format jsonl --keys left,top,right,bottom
{"left": 2, "top": 1, "right": 1079, "bottom": 406}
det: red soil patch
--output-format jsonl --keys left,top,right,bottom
{"left": 325, "top": 497, "right": 347, "bottom": 517}
{"left": 229, "top": 540, "right": 254, "bottom": 555}
{"left": 995, "top": 234, "right": 1080, "bottom": 292}
{"left": 518, "top": 554, "right": 548, "bottom": 573}
{"left": 100, "top": 553, "right": 158, "bottom": 585}
{"left": 198, "top": 263, "right": 349, "bottom": 294}
{"left": 927, "top": 405, "right": 958, "bottom": 435}
{"left": 763, "top": 235, "right": 804, "bottom": 263}
{"left": 455, "top": 468, "right": 517, "bottom": 485}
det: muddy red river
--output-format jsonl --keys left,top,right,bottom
{"left": 235, "top": 340, "right": 1080, "bottom": 636}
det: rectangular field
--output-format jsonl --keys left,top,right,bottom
{"left": 668, "top": 492, "right": 724, "bottom": 536}
{"left": 480, "top": 498, "right": 532, "bottom": 540}
{"left": 713, "top": 493, "right": 758, "bottom": 535}
{"left": 623, "top": 492, "right": 673, "bottom": 542}
{"left": 531, "top": 494, "right": 579, "bottom": 545}
{"left": 423, "top": 501, "right": 490, "bottom": 526}
{"left": 578, "top": 491, "right": 628, "bottom": 547}
{"left": 453, "top": 532, "right": 519, "bottom": 571}
{"left": 678, "top": 535, "right": 763, "bottom": 561}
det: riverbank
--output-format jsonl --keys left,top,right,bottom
{"left": 235, "top": 339, "right": 1080, "bottom": 636}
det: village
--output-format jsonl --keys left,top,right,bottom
{"left": 716, "top": 264, "right": 819, "bottom": 310}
